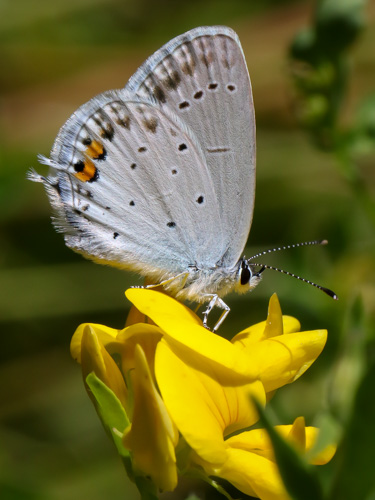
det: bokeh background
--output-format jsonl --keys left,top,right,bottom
{"left": 1, "top": 0, "right": 375, "bottom": 499}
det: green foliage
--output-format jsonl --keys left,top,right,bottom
{"left": 290, "top": 0, "right": 365, "bottom": 142}
{"left": 290, "top": 0, "right": 375, "bottom": 229}
{"left": 328, "top": 358, "right": 375, "bottom": 500}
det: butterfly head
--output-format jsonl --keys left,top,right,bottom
{"left": 234, "top": 258, "right": 263, "bottom": 295}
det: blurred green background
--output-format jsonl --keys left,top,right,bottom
{"left": 1, "top": 0, "right": 375, "bottom": 499}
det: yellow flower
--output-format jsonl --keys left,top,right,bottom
{"left": 126, "top": 290, "right": 335, "bottom": 500}
{"left": 202, "top": 416, "right": 336, "bottom": 500}
{"left": 70, "top": 320, "right": 178, "bottom": 492}
{"left": 71, "top": 289, "right": 335, "bottom": 499}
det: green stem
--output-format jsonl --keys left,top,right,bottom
{"left": 135, "top": 475, "right": 159, "bottom": 500}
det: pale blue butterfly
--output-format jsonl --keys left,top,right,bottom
{"left": 29, "top": 26, "right": 337, "bottom": 330}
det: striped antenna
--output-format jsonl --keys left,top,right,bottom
{"left": 249, "top": 239, "right": 328, "bottom": 261}
{"left": 252, "top": 263, "right": 338, "bottom": 300}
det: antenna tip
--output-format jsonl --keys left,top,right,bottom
{"left": 320, "top": 239, "right": 329, "bottom": 245}
{"left": 321, "top": 287, "right": 338, "bottom": 300}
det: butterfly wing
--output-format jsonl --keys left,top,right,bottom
{"left": 126, "top": 26, "right": 256, "bottom": 268}
{"left": 36, "top": 90, "right": 225, "bottom": 279}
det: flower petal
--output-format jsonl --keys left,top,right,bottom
{"left": 126, "top": 288, "right": 202, "bottom": 325}
{"left": 206, "top": 447, "right": 289, "bottom": 500}
{"left": 231, "top": 295, "right": 300, "bottom": 348}
{"left": 80, "top": 325, "right": 128, "bottom": 407}
{"left": 125, "top": 304, "right": 147, "bottom": 327}
{"left": 276, "top": 421, "right": 336, "bottom": 465}
{"left": 127, "top": 289, "right": 261, "bottom": 382}
{"left": 116, "top": 323, "right": 163, "bottom": 379}
{"left": 247, "top": 329, "right": 327, "bottom": 392}
{"left": 287, "top": 416, "right": 306, "bottom": 452}
{"left": 263, "top": 294, "right": 284, "bottom": 339}
{"left": 71, "top": 322, "right": 120, "bottom": 363}
{"left": 155, "top": 339, "right": 266, "bottom": 464}
{"left": 226, "top": 420, "right": 335, "bottom": 465}
{"left": 123, "top": 344, "right": 178, "bottom": 492}
{"left": 283, "top": 317, "right": 302, "bottom": 334}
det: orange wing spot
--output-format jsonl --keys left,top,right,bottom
{"left": 85, "top": 140, "right": 104, "bottom": 159}
{"left": 74, "top": 159, "right": 98, "bottom": 182}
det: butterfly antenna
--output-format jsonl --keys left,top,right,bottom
{"left": 249, "top": 239, "right": 328, "bottom": 261}
{"left": 253, "top": 263, "right": 338, "bottom": 300}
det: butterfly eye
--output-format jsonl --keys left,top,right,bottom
{"left": 240, "top": 261, "right": 251, "bottom": 285}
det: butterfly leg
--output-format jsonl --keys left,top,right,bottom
{"left": 202, "top": 294, "right": 230, "bottom": 332}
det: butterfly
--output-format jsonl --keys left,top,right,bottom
{"left": 29, "top": 26, "right": 336, "bottom": 331}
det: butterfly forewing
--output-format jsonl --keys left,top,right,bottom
{"left": 45, "top": 90, "right": 224, "bottom": 277}
{"left": 126, "top": 26, "right": 256, "bottom": 268}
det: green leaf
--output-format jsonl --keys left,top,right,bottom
{"left": 328, "top": 359, "right": 375, "bottom": 500}
{"left": 86, "top": 372, "right": 130, "bottom": 457}
{"left": 328, "top": 294, "right": 367, "bottom": 419}
{"left": 252, "top": 399, "right": 324, "bottom": 500}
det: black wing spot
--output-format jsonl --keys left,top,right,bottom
{"left": 74, "top": 160, "right": 85, "bottom": 173}
{"left": 143, "top": 117, "right": 158, "bottom": 133}
{"left": 130, "top": 163, "right": 137, "bottom": 170}
{"left": 227, "top": 84, "right": 236, "bottom": 92}
{"left": 82, "top": 137, "right": 92, "bottom": 146}
{"left": 167, "top": 222, "right": 176, "bottom": 228}
{"left": 182, "top": 61, "right": 194, "bottom": 76}
{"left": 179, "top": 101, "right": 190, "bottom": 109}
{"left": 88, "top": 168, "right": 99, "bottom": 183}
{"left": 171, "top": 169, "right": 178, "bottom": 175}
{"left": 178, "top": 143, "right": 187, "bottom": 151}
{"left": 94, "top": 147, "right": 107, "bottom": 161}
{"left": 164, "top": 70, "right": 181, "bottom": 90}
{"left": 100, "top": 123, "right": 114, "bottom": 141}
{"left": 138, "top": 146, "right": 147, "bottom": 153}
{"left": 129, "top": 200, "right": 135, "bottom": 206}
{"left": 208, "top": 83, "right": 218, "bottom": 90}
{"left": 196, "top": 195, "right": 204, "bottom": 204}
{"left": 222, "top": 58, "right": 231, "bottom": 70}
{"left": 153, "top": 86, "right": 166, "bottom": 103}
{"left": 113, "top": 232, "right": 119, "bottom": 239}
{"left": 194, "top": 90, "right": 203, "bottom": 99}
{"left": 117, "top": 116, "right": 130, "bottom": 129}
